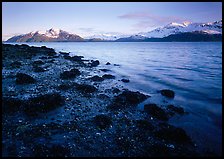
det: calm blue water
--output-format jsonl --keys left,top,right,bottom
{"left": 6, "top": 42, "right": 222, "bottom": 154}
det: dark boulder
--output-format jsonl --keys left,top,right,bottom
{"left": 121, "top": 79, "right": 130, "bottom": 83}
{"left": 102, "top": 74, "right": 115, "bottom": 79}
{"left": 60, "top": 68, "right": 81, "bottom": 79}
{"left": 160, "top": 89, "right": 175, "bottom": 98}
{"left": 59, "top": 51, "right": 69, "bottom": 55}
{"left": 57, "top": 83, "right": 71, "bottom": 90}
{"left": 33, "top": 60, "right": 44, "bottom": 65}
{"left": 112, "top": 88, "right": 120, "bottom": 94}
{"left": 106, "top": 62, "right": 111, "bottom": 65}
{"left": 90, "top": 60, "right": 100, "bottom": 67}
{"left": 16, "top": 73, "right": 36, "bottom": 84}
{"left": 75, "top": 83, "right": 97, "bottom": 93}
{"left": 144, "top": 104, "right": 169, "bottom": 121}
{"left": 93, "top": 114, "right": 112, "bottom": 129}
{"left": 108, "top": 90, "right": 148, "bottom": 110}
{"left": 88, "top": 75, "right": 104, "bottom": 82}
{"left": 24, "top": 93, "right": 64, "bottom": 116}
{"left": 167, "top": 105, "right": 185, "bottom": 115}
{"left": 10, "top": 61, "right": 22, "bottom": 68}
{"left": 100, "top": 69, "right": 110, "bottom": 72}
{"left": 155, "top": 123, "right": 192, "bottom": 144}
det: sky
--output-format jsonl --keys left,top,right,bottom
{"left": 2, "top": 2, "right": 222, "bottom": 41}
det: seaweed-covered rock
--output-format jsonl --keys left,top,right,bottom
{"left": 121, "top": 79, "right": 130, "bottom": 83}
{"left": 160, "top": 89, "right": 175, "bottom": 98}
{"left": 144, "top": 104, "right": 169, "bottom": 121}
{"left": 102, "top": 74, "right": 115, "bottom": 79}
{"left": 167, "top": 105, "right": 185, "bottom": 115}
{"left": 93, "top": 114, "right": 112, "bottom": 129}
{"left": 2, "top": 97, "right": 23, "bottom": 113}
{"left": 88, "top": 75, "right": 104, "bottom": 82}
{"left": 108, "top": 90, "right": 148, "bottom": 110}
{"left": 16, "top": 73, "right": 36, "bottom": 84}
{"left": 24, "top": 93, "right": 64, "bottom": 116}
{"left": 75, "top": 83, "right": 97, "bottom": 93}
{"left": 155, "top": 123, "right": 192, "bottom": 144}
{"left": 60, "top": 68, "right": 81, "bottom": 79}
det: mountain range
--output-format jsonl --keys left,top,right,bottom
{"left": 5, "top": 20, "right": 222, "bottom": 42}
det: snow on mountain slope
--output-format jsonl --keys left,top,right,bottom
{"left": 138, "top": 20, "right": 222, "bottom": 38}
{"left": 85, "top": 33, "right": 131, "bottom": 41}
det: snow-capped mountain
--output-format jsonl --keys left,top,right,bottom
{"left": 138, "top": 20, "right": 222, "bottom": 38}
{"left": 6, "top": 28, "right": 84, "bottom": 42}
{"left": 85, "top": 33, "right": 130, "bottom": 41}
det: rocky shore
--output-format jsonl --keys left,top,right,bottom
{"left": 2, "top": 43, "right": 201, "bottom": 157}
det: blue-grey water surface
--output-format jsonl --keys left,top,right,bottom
{"left": 6, "top": 42, "right": 222, "bottom": 154}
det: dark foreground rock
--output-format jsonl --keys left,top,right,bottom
{"left": 16, "top": 73, "right": 36, "bottom": 84}
{"left": 144, "top": 104, "right": 169, "bottom": 121}
{"left": 93, "top": 114, "right": 112, "bottom": 129}
{"left": 88, "top": 75, "right": 104, "bottom": 82}
{"left": 75, "top": 83, "right": 97, "bottom": 93}
{"left": 102, "top": 74, "right": 115, "bottom": 79}
{"left": 2, "top": 97, "right": 23, "bottom": 113}
{"left": 155, "top": 123, "right": 192, "bottom": 144}
{"left": 60, "top": 68, "right": 81, "bottom": 79}
{"left": 160, "top": 89, "right": 175, "bottom": 98}
{"left": 33, "top": 66, "right": 46, "bottom": 72}
{"left": 23, "top": 93, "right": 64, "bottom": 116}
{"left": 121, "top": 79, "right": 130, "bottom": 83}
{"left": 108, "top": 90, "right": 149, "bottom": 110}
{"left": 10, "top": 61, "right": 22, "bottom": 68}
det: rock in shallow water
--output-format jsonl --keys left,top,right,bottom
{"left": 167, "top": 105, "right": 185, "bottom": 115}
{"left": 107, "top": 90, "right": 149, "bottom": 110}
{"left": 88, "top": 75, "right": 104, "bottom": 82}
{"left": 160, "top": 89, "right": 175, "bottom": 98}
{"left": 121, "top": 79, "right": 130, "bottom": 83}
{"left": 144, "top": 103, "right": 169, "bottom": 121}
{"left": 16, "top": 73, "right": 36, "bottom": 84}
{"left": 75, "top": 83, "right": 97, "bottom": 93}
{"left": 102, "top": 74, "right": 115, "bottom": 79}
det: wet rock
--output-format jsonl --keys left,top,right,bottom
{"left": 108, "top": 90, "right": 148, "bottom": 110}
{"left": 33, "top": 66, "right": 46, "bottom": 72}
{"left": 88, "top": 75, "right": 104, "bottom": 82}
{"left": 121, "top": 79, "right": 130, "bottom": 83}
{"left": 90, "top": 60, "right": 100, "bottom": 67}
{"left": 155, "top": 123, "right": 192, "bottom": 144}
{"left": 75, "top": 83, "right": 97, "bottom": 93}
{"left": 135, "top": 119, "right": 154, "bottom": 131}
{"left": 167, "top": 105, "right": 185, "bottom": 115}
{"left": 60, "top": 68, "right": 81, "bottom": 79}
{"left": 33, "top": 60, "right": 44, "bottom": 65}
{"left": 100, "top": 69, "right": 110, "bottom": 72}
{"left": 10, "top": 61, "right": 22, "bottom": 68}
{"left": 93, "top": 114, "right": 112, "bottom": 129}
{"left": 98, "top": 94, "right": 110, "bottom": 100}
{"left": 160, "top": 89, "right": 175, "bottom": 98}
{"left": 106, "top": 62, "right": 111, "bottom": 65}
{"left": 2, "top": 97, "right": 23, "bottom": 113}
{"left": 102, "top": 74, "right": 115, "bottom": 79}
{"left": 24, "top": 93, "right": 64, "bottom": 116}
{"left": 16, "top": 73, "right": 36, "bottom": 84}
{"left": 144, "top": 104, "right": 169, "bottom": 121}
{"left": 57, "top": 83, "right": 71, "bottom": 90}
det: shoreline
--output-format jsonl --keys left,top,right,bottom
{"left": 2, "top": 43, "right": 219, "bottom": 157}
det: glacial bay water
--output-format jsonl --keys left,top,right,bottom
{"left": 6, "top": 42, "right": 222, "bottom": 155}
